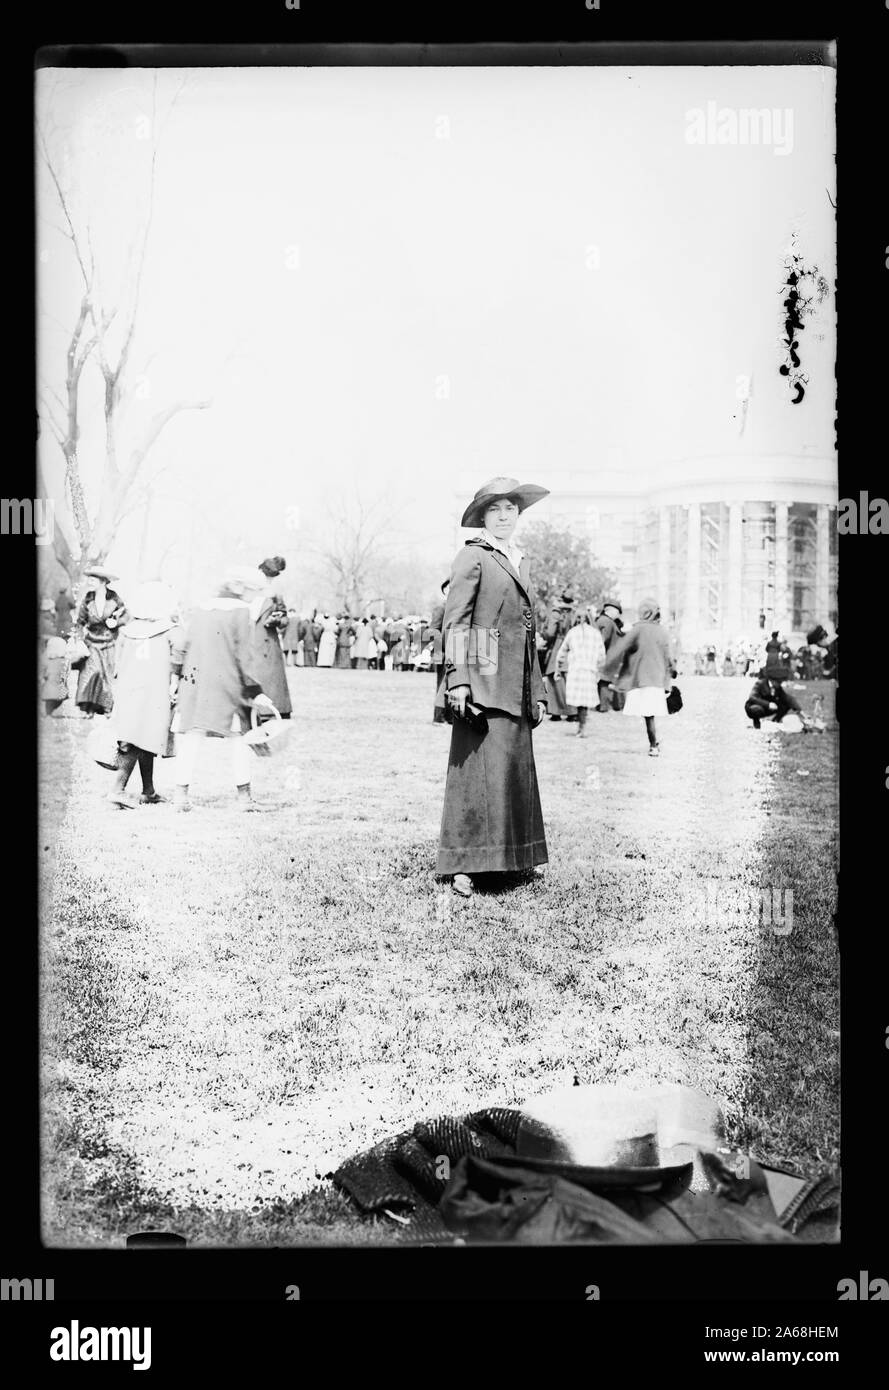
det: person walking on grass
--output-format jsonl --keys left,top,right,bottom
{"left": 554, "top": 610, "right": 606, "bottom": 737}
{"left": 74, "top": 566, "right": 129, "bottom": 717}
{"left": 250, "top": 556, "right": 292, "bottom": 718}
{"left": 594, "top": 599, "right": 624, "bottom": 711}
{"left": 541, "top": 591, "right": 577, "bottom": 721}
{"left": 107, "top": 582, "right": 182, "bottom": 809}
{"left": 436, "top": 476, "right": 550, "bottom": 898}
{"left": 601, "top": 596, "right": 675, "bottom": 758}
{"left": 170, "top": 565, "right": 276, "bottom": 812}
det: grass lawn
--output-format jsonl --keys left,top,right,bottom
{"left": 39, "top": 671, "right": 839, "bottom": 1245}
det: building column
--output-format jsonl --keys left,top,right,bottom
{"left": 657, "top": 506, "right": 671, "bottom": 618}
{"left": 773, "top": 502, "right": 790, "bottom": 632}
{"left": 815, "top": 503, "right": 830, "bottom": 627}
{"left": 725, "top": 502, "right": 744, "bottom": 639}
{"left": 681, "top": 502, "right": 701, "bottom": 649}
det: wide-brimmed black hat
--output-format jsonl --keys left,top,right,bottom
{"left": 601, "top": 598, "right": 623, "bottom": 614}
{"left": 461, "top": 475, "right": 549, "bottom": 529}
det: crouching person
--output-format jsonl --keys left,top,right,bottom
{"left": 744, "top": 670, "right": 807, "bottom": 730}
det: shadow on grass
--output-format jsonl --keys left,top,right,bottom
{"left": 735, "top": 682, "right": 839, "bottom": 1180}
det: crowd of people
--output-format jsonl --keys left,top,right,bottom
{"left": 692, "top": 631, "right": 835, "bottom": 682}
{"left": 39, "top": 526, "right": 837, "bottom": 824}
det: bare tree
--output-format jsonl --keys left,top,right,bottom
{"left": 309, "top": 487, "right": 404, "bottom": 614}
{"left": 37, "top": 75, "right": 211, "bottom": 582}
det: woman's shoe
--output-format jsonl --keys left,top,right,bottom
{"left": 648, "top": 744, "right": 660, "bottom": 757}
{"left": 108, "top": 791, "right": 139, "bottom": 809}
{"left": 452, "top": 873, "right": 473, "bottom": 897}
{"left": 140, "top": 792, "right": 169, "bottom": 804}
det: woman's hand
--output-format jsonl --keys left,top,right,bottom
{"left": 252, "top": 693, "right": 276, "bottom": 712}
{"left": 447, "top": 684, "right": 471, "bottom": 717}
{"left": 533, "top": 701, "right": 547, "bottom": 726}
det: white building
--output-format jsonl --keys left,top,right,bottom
{"left": 452, "top": 450, "right": 838, "bottom": 649}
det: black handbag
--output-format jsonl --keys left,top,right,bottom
{"left": 443, "top": 700, "right": 489, "bottom": 734}
{"left": 666, "top": 685, "right": 683, "bottom": 714}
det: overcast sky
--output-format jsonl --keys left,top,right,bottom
{"left": 37, "top": 62, "right": 836, "bottom": 604}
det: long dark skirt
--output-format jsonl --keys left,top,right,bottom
{"left": 543, "top": 672, "right": 575, "bottom": 718}
{"left": 76, "top": 640, "right": 116, "bottom": 714}
{"left": 334, "top": 646, "right": 351, "bottom": 669}
{"left": 436, "top": 707, "right": 548, "bottom": 876}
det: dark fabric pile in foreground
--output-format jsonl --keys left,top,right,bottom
{"left": 329, "top": 1108, "right": 839, "bottom": 1244}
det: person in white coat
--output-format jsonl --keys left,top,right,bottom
{"left": 316, "top": 614, "right": 337, "bottom": 667}
{"left": 555, "top": 612, "right": 606, "bottom": 737}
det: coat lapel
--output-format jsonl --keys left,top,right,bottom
{"left": 479, "top": 543, "right": 532, "bottom": 603}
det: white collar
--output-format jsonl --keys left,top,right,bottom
{"left": 482, "top": 529, "right": 523, "bottom": 568}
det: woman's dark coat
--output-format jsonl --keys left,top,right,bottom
{"left": 251, "top": 595, "right": 292, "bottom": 714}
{"left": 601, "top": 619, "right": 674, "bottom": 692}
{"left": 436, "top": 539, "right": 547, "bottom": 717}
{"left": 435, "top": 538, "right": 548, "bottom": 876}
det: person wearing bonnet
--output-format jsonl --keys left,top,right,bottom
{"left": 600, "top": 596, "right": 675, "bottom": 757}
{"left": 249, "top": 555, "right": 292, "bottom": 718}
{"left": 106, "top": 580, "right": 182, "bottom": 809}
{"left": 170, "top": 565, "right": 276, "bottom": 811}
{"left": 436, "top": 475, "right": 551, "bottom": 897}
{"left": 74, "top": 565, "right": 129, "bottom": 717}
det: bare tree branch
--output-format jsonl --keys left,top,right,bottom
{"left": 36, "top": 121, "right": 92, "bottom": 293}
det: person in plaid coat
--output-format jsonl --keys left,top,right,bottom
{"left": 554, "top": 612, "right": 606, "bottom": 736}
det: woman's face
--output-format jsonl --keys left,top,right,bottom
{"left": 483, "top": 498, "right": 519, "bottom": 540}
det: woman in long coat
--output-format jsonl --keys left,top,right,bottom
{"left": 334, "top": 616, "right": 354, "bottom": 669}
{"left": 171, "top": 565, "right": 275, "bottom": 811}
{"left": 249, "top": 556, "right": 292, "bottom": 717}
{"left": 75, "top": 566, "right": 129, "bottom": 716}
{"left": 554, "top": 612, "right": 606, "bottom": 736}
{"left": 298, "top": 612, "right": 320, "bottom": 667}
{"left": 436, "top": 476, "right": 550, "bottom": 897}
{"left": 107, "top": 582, "right": 182, "bottom": 808}
{"left": 542, "top": 594, "right": 577, "bottom": 720}
{"left": 317, "top": 614, "right": 337, "bottom": 667}
{"left": 601, "top": 597, "right": 674, "bottom": 757}
{"left": 282, "top": 609, "right": 300, "bottom": 665}
{"left": 351, "top": 617, "right": 373, "bottom": 669}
